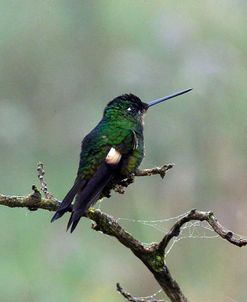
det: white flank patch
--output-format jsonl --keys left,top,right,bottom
{"left": 105, "top": 147, "right": 122, "bottom": 165}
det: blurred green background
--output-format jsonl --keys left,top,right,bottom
{"left": 0, "top": 1, "right": 247, "bottom": 301}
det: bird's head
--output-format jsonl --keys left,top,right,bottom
{"left": 104, "top": 94, "right": 148, "bottom": 124}
{"left": 103, "top": 88, "right": 192, "bottom": 124}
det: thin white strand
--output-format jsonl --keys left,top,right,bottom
{"left": 137, "top": 288, "right": 164, "bottom": 300}
{"left": 116, "top": 212, "right": 219, "bottom": 255}
{"left": 116, "top": 212, "right": 189, "bottom": 224}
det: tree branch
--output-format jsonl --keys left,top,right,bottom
{"left": 116, "top": 283, "right": 163, "bottom": 302}
{"left": 113, "top": 164, "right": 174, "bottom": 194}
{"left": 0, "top": 163, "right": 246, "bottom": 302}
{"left": 158, "top": 209, "right": 247, "bottom": 254}
{"left": 0, "top": 186, "right": 59, "bottom": 211}
{"left": 135, "top": 164, "right": 174, "bottom": 178}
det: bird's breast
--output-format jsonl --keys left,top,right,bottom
{"left": 119, "top": 134, "right": 144, "bottom": 176}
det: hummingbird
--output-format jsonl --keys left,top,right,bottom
{"left": 51, "top": 88, "right": 192, "bottom": 232}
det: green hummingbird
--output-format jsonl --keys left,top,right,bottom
{"left": 51, "top": 88, "right": 192, "bottom": 232}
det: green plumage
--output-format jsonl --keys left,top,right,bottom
{"left": 78, "top": 97, "right": 146, "bottom": 179}
{"left": 52, "top": 94, "right": 148, "bottom": 232}
{"left": 51, "top": 88, "right": 192, "bottom": 232}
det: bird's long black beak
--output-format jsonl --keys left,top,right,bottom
{"left": 147, "top": 88, "right": 192, "bottom": 108}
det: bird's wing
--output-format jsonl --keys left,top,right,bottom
{"left": 50, "top": 146, "right": 117, "bottom": 226}
{"left": 67, "top": 130, "right": 137, "bottom": 233}
{"left": 67, "top": 147, "right": 122, "bottom": 232}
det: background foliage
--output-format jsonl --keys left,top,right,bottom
{"left": 0, "top": 1, "right": 246, "bottom": 301}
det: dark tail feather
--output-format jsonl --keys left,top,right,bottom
{"left": 67, "top": 163, "right": 114, "bottom": 233}
{"left": 66, "top": 213, "right": 74, "bottom": 232}
{"left": 70, "top": 219, "right": 80, "bottom": 233}
{"left": 51, "top": 211, "right": 65, "bottom": 223}
{"left": 67, "top": 216, "right": 80, "bottom": 233}
{"left": 67, "top": 189, "right": 101, "bottom": 233}
{"left": 51, "top": 178, "right": 85, "bottom": 223}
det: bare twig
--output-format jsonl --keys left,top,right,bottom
{"left": 113, "top": 164, "right": 174, "bottom": 194}
{"left": 116, "top": 283, "right": 164, "bottom": 302}
{"left": 37, "top": 162, "right": 58, "bottom": 200}
{"left": 158, "top": 209, "right": 247, "bottom": 254}
{"left": 117, "top": 283, "right": 145, "bottom": 302}
{"left": 135, "top": 164, "right": 174, "bottom": 179}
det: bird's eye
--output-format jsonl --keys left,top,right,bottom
{"left": 127, "top": 107, "right": 141, "bottom": 115}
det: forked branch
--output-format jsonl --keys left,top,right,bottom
{"left": 0, "top": 163, "right": 246, "bottom": 302}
